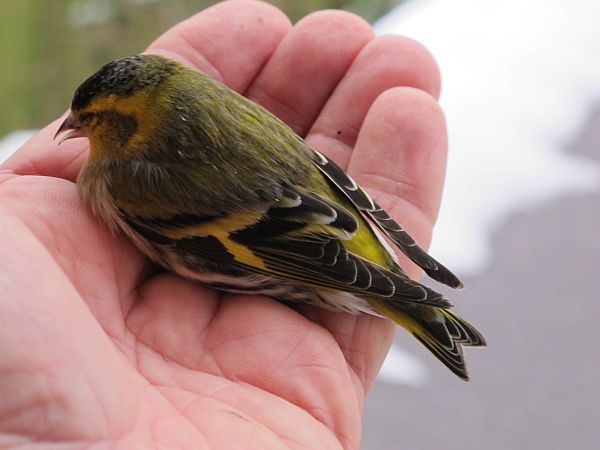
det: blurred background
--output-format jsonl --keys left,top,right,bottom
{"left": 0, "top": 0, "right": 396, "bottom": 138}
{"left": 2, "top": 0, "right": 599, "bottom": 449}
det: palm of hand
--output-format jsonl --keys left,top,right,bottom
{"left": 0, "top": 2, "right": 446, "bottom": 449}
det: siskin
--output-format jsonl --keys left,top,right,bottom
{"left": 56, "top": 55, "right": 485, "bottom": 380}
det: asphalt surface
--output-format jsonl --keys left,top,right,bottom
{"left": 362, "top": 108, "right": 600, "bottom": 450}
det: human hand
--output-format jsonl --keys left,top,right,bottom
{"left": 0, "top": 1, "right": 446, "bottom": 449}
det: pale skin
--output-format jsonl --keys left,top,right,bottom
{"left": 0, "top": 1, "right": 448, "bottom": 449}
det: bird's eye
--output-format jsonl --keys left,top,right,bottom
{"left": 80, "top": 112, "right": 95, "bottom": 124}
{"left": 80, "top": 112, "right": 105, "bottom": 130}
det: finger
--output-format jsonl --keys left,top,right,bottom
{"left": 5, "top": 0, "right": 291, "bottom": 181}
{"left": 149, "top": 0, "right": 291, "bottom": 92}
{"left": 351, "top": 86, "right": 448, "bottom": 274}
{"left": 244, "top": 10, "right": 373, "bottom": 136}
{"left": 306, "top": 35, "right": 441, "bottom": 168}
{"left": 315, "top": 88, "right": 447, "bottom": 392}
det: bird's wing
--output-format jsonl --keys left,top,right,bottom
{"left": 311, "top": 150, "right": 463, "bottom": 289}
{"left": 124, "top": 185, "right": 452, "bottom": 308}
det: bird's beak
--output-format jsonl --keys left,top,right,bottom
{"left": 54, "top": 113, "right": 86, "bottom": 145}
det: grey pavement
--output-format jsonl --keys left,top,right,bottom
{"left": 362, "top": 108, "right": 600, "bottom": 449}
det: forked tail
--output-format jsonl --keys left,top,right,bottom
{"left": 369, "top": 300, "right": 486, "bottom": 380}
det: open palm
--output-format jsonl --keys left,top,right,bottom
{"left": 0, "top": 2, "right": 447, "bottom": 449}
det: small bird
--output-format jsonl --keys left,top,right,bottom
{"left": 56, "top": 54, "right": 485, "bottom": 380}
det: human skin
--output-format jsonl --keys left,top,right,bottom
{"left": 0, "top": 1, "right": 447, "bottom": 449}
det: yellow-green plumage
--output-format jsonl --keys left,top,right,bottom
{"left": 57, "top": 54, "right": 485, "bottom": 380}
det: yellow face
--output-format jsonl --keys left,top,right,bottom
{"left": 91, "top": 91, "right": 160, "bottom": 158}
{"left": 56, "top": 54, "right": 183, "bottom": 160}
{"left": 57, "top": 89, "right": 161, "bottom": 162}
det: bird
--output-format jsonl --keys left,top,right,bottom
{"left": 55, "top": 54, "right": 485, "bottom": 380}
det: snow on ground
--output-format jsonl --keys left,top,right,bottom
{"left": 0, "top": 130, "right": 35, "bottom": 164}
{"left": 376, "top": 0, "right": 600, "bottom": 385}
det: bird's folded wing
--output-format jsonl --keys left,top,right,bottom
{"left": 124, "top": 185, "right": 451, "bottom": 308}
{"left": 311, "top": 150, "right": 463, "bottom": 289}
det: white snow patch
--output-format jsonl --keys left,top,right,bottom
{"left": 375, "top": 0, "right": 600, "bottom": 385}
{"left": 378, "top": 344, "right": 430, "bottom": 386}
{"left": 375, "top": 0, "right": 600, "bottom": 277}
{"left": 0, "top": 130, "right": 35, "bottom": 164}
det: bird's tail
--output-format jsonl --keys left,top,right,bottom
{"left": 369, "top": 299, "right": 486, "bottom": 380}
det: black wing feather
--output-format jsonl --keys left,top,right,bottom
{"left": 231, "top": 186, "right": 451, "bottom": 308}
{"left": 124, "top": 184, "right": 452, "bottom": 308}
{"left": 312, "top": 150, "right": 463, "bottom": 289}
